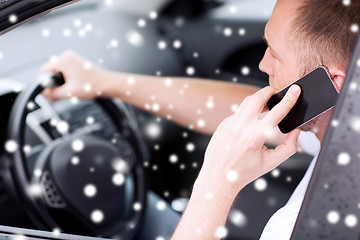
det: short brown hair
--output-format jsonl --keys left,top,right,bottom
{"left": 290, "top": 0, "right": 360, "bottom": 75}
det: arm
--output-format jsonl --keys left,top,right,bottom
{"left": 41, "top": 51, "right": 258, "bottom": 135}
{"left": 41, "top": 50, "right": 289, "bottom": 146}
{"left": 171, "top": 85, "right": 301, "bottom": 239}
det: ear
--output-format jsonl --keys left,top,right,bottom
{"left": 328, "top": 67, "right": 346, "bottom": 93}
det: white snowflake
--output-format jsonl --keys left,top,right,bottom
{"left": 173, "top": 40, "right": 182, "bottom": 49}
{"left": 350, "top": 82, "right": 357, "bottom": 90}
{"left": 105, "top": 0, "right": 113, "bottom": 6}
{"left": 5, "top": 140, "right": 17, "bottom": 153}
{"left": 28, "top": 183, "right": 42, "bottom": 197}
{"left": 13, "top": 84, "right": 23, "bottom": 92}
{"left": 85, "top": 23, "right": 93, "bottom": 32}
{"left": 186, "top": 143, "right": 195, "bottom": 152}
{"left": 0, "top": 52, "right": 3, "bottom": 60}
{"left": 23, "top": 145, "right": 32, "bottom": 154}
{"left": 91, "top": 210, "right": 104, "bottom": 223}
{"left": 145, "top": 123, "right": 161, "bottom": 138}
{"left": 156, "top": 201, "right": 166, "bottom": 211}
{"left": 112, "top": 173, "right": 125, "bottom": 186}
{"left": 357, "top": 59, "right": 360, "bottom": 67}
{"left": 138, "top": 19, "right": 146, "bottom": 28}
{"left": 133, "top": 202, "right": 142, "bottom": 211}
{"left": 63, "top": 28, "right": 72, "bottom": 37}
{"left": 241, "top": 66, "right": 250, "bottom": 76}
{"left": 72, "top": 139, "right": 85, "bottom": 152}
{"left": 331, "top": 119, "right": 340, "bottom": 127}
{"left": 229, "top": 6, "right": 237, "bottom": 14}
{"left": 74, "top": 18, "right": 82, "bottom": 27}
{"left": 169, "top": 154, "right": 178, "bottom": 164}
{"left": 84, "top": 184, "right": 97, "bottom": 198}
{"left": 227, "top": 170, "right": 238, "bottom": 182}
{"left": 78, "top": 29, "right": 86, "bottom": 37}
{"left": 345, "top": 214, "right": 358, "bottom": 228}
{"left": 206, "top": 99, "right": 214, "bottom": 109}
{"left": 112, "top": 158, "right": 129, "bottom": 173}
{"left": 254, "top": 178, "right": 267, "bottom": 191}
{"left": 33, "top": 169, "right": 42, "bottom": 178}
{"left": 158, "top": 41, "right": 167, "bottom": 50}
{"left": 9, "top": 14, "right": 17, "bottom": 24}
{"left": 152, "top": 103, "right": 160, "bottom": 112}
{"left": 26, "top": 101, "right": 36, "bottom": 111}
{"left": 271, "top": 168, "right": 281, "bottom": 178}
{"left": 351, "top": 24, "right": 359, "bottom": 33}
{"left": 338, "top": 152, "right": 351, "bottom": 165}
{"left": 13, "top": 235, "right": 26, "bottom": 240}
{"left": 238, "top": 28, "right": 246, "bottom": 36}
{"left": 127, "top": 76, "right": 136, "bottom": 85}
{"left": 186, "top": 66, "right": 195, "bottom": 76}
{"left": 83, "top": 62, "right": 92, "bottom": 70}
{"left": 164, "top": 78, "right": 173, "bottom": 87}
{"left": 149, "top": 11, "right": 158, "bottom": 20}
{"left": 56, "top": 121, "right": 69, "bottom": 134}
{"left": 343, "top": 0, "right": 351, "bottom": 6}
{"left": 197, "top": 119, "right": 206, "bottom": 128}
{"left": 214, "top": 226, "right": 228, "bottom": 238}
{"left": 155, "top": 236, "right": 165, "bottom": 240}
{"left": 229, "top": 210, "right": 247, "bottom": 227}
{"left": 52, "top": 228, "right": 61, "bottom": 236}
{"left": 205, "top": 192, "right": 213, "bottom": 200}
{"left": 327, "top": 210, "right": 340, "bottom": 224}
{"left": 350, "top": 116, "right": 360, "bottom": 132}
{"left": 86, "top": 116, "right": 95, "bottom": 125}
{"left": 71, "top": 156, "right": 80, "bottom": 165}
{"left": 126, "top": 30, "right": 144, "bottom": 47}
{"left": 42, "top": 28, "right": 50, "bottom": 38}
{"left": 223, "top": 27, "right": 232, "bottom": 37}
{"left": 231, "top": 104, "right": 239, "bottom": 113}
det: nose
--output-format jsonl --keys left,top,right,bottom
{"left": 259, "top": 48, "right": 273, "bottom": 78}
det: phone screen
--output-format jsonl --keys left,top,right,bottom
{"left": 266, "top": 66, "right": 339, "bottom": 134}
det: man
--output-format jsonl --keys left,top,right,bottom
{"left": 41, "top": 0, "right": 360, "bottom": 239}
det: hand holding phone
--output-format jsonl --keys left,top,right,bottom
{"left": 266, "top": 66, "right": 339, "bottom": 134}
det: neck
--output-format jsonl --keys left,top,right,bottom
{"left": 314, "top": 114, "right": 332, "bottom": 144}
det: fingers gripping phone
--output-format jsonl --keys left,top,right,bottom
{"left": 266, "top": 66, "right": 339, "bottom": 134}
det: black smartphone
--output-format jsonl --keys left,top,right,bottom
{"left": 266, "top": 66, "right": 339, "bottom": 134}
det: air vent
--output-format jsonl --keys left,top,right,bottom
{"left": 41, "top": 171, "right": 66, "bottom": 208}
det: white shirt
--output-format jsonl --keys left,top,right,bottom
{"left": 259, "top": 131, "right": 321, "bottom": 240}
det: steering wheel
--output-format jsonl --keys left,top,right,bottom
{"left": 6, "top": 73, "right": 148, "bottom": 239}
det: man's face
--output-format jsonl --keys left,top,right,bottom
{"left": 259, "top": 0, "right": 328, "bottom": 133}
{"left": 259, "top": 0, "right": 302, "bottom": 91}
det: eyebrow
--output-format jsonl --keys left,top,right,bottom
{"left": 263, "top": 36, "right": 281, "bottom": 59}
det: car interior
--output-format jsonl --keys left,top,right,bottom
{"left": 0, "top": 0, "right": 318, "bottom": 239}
